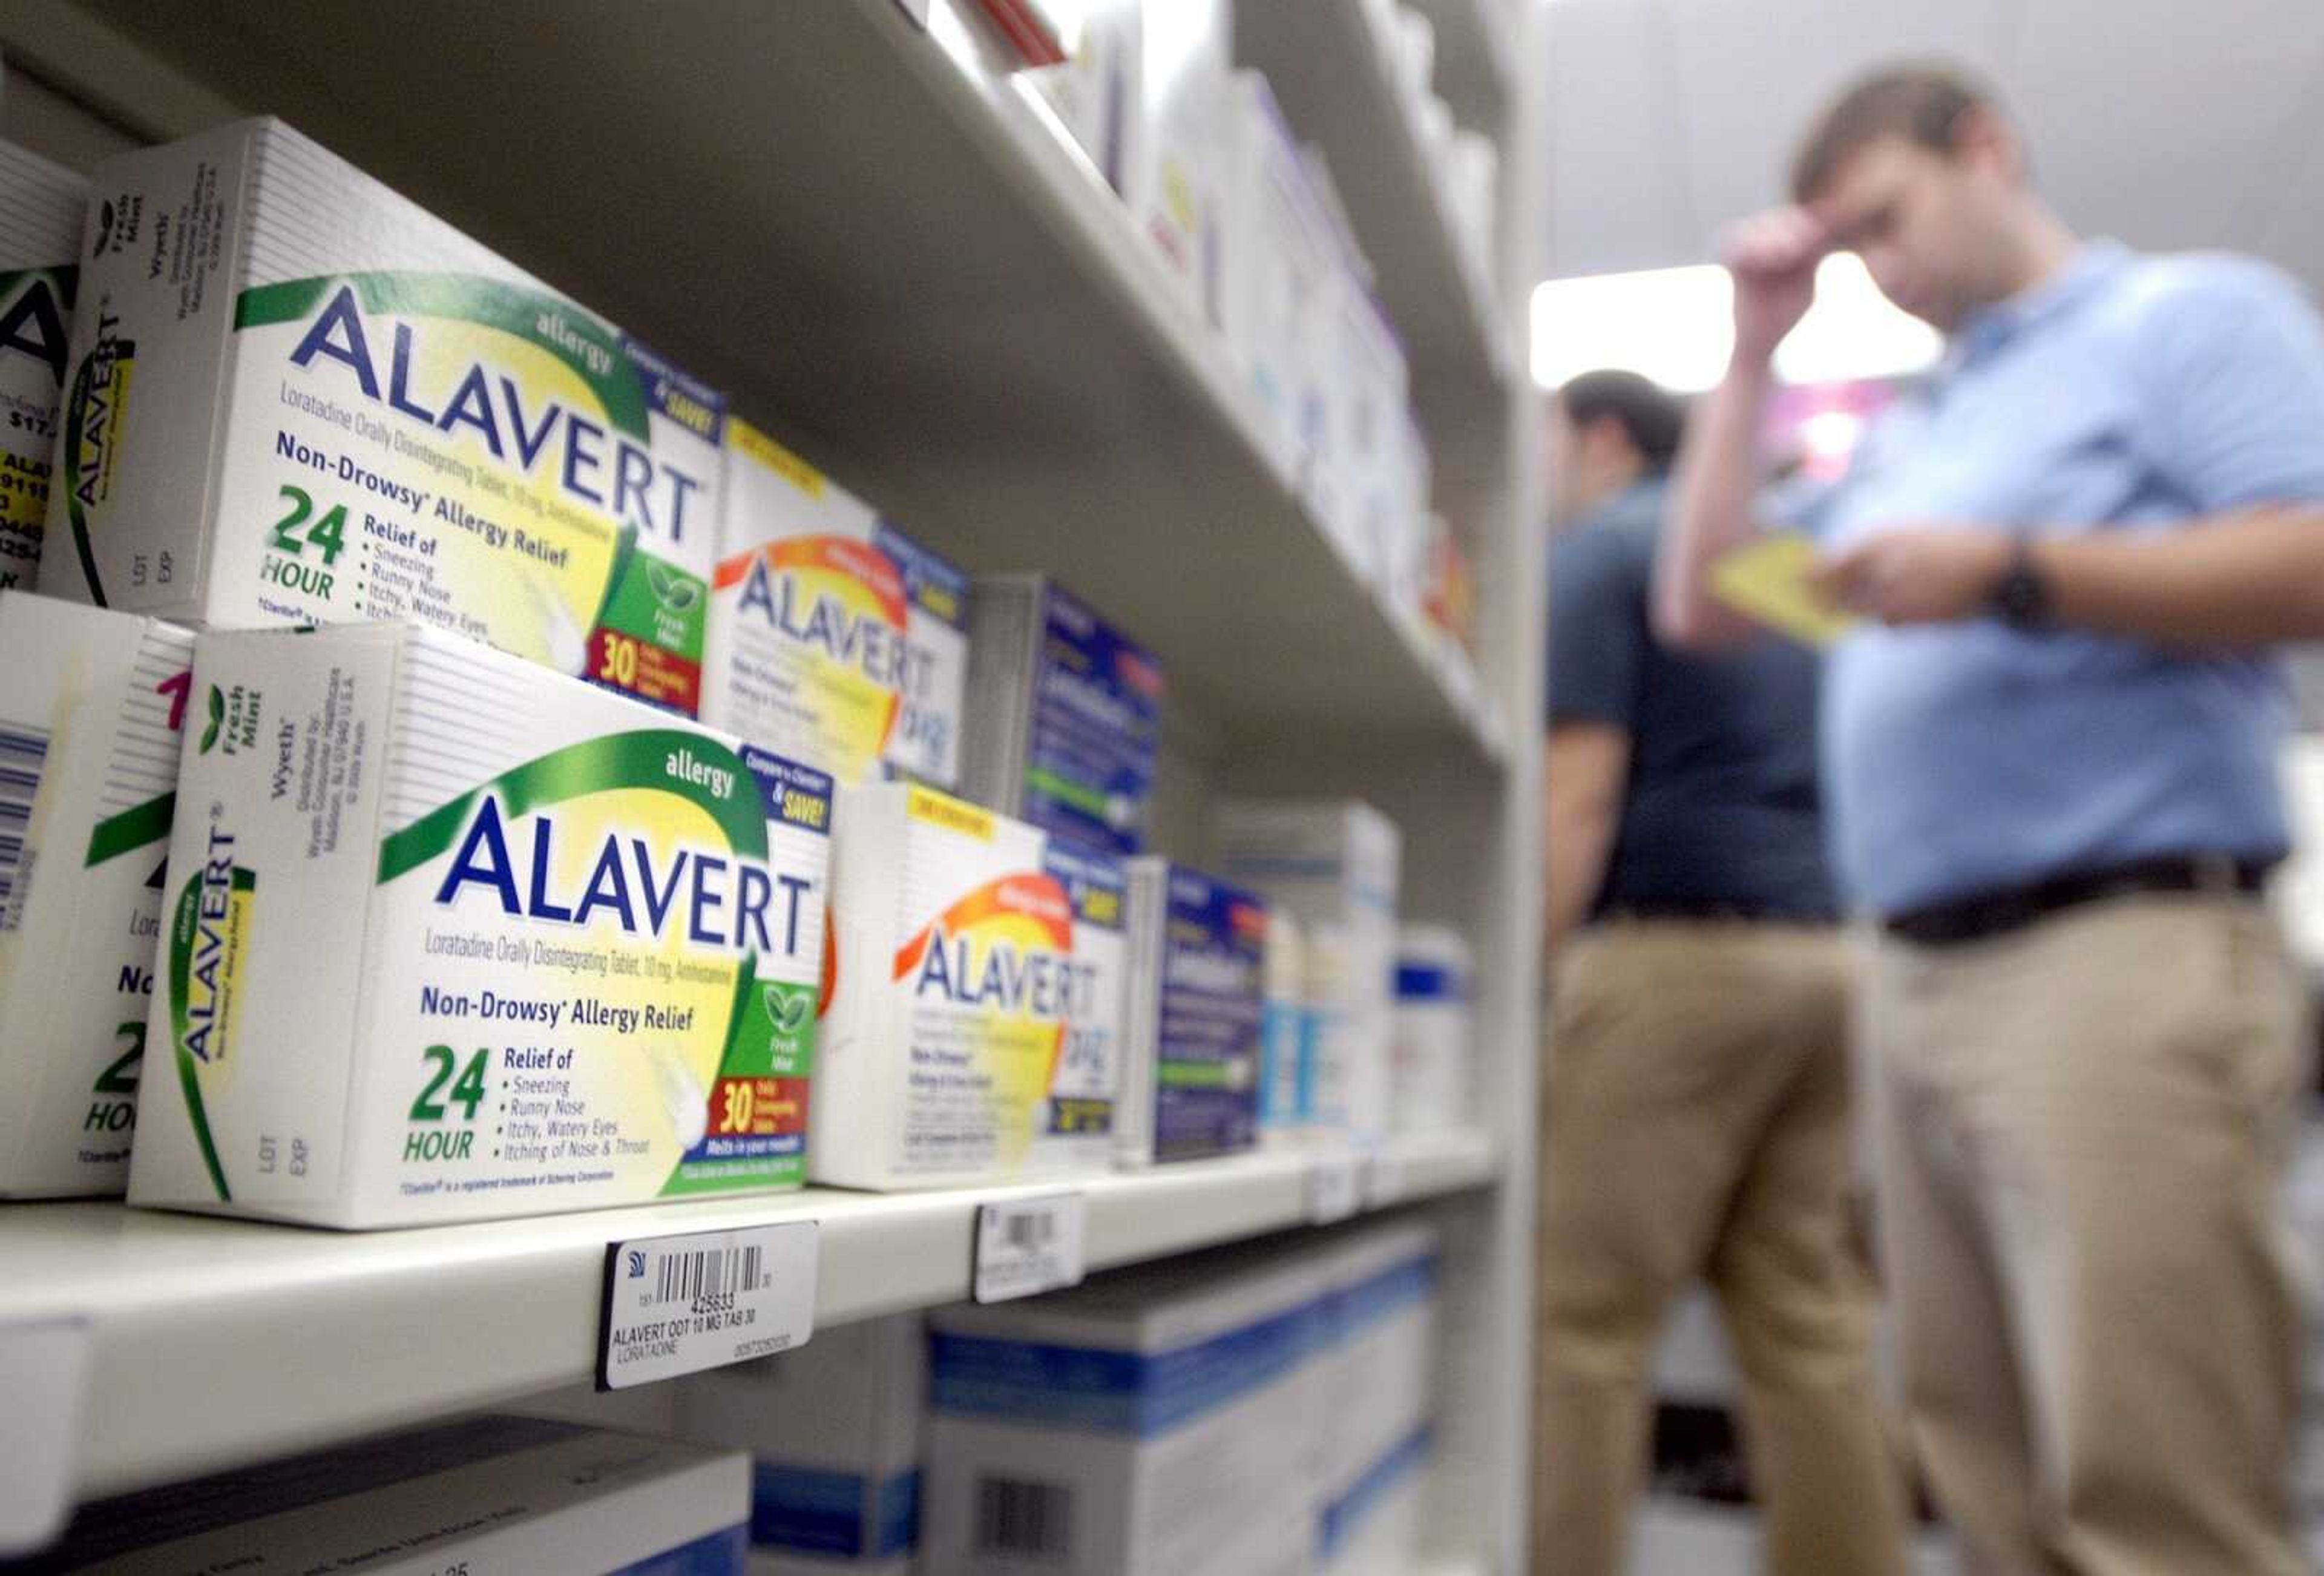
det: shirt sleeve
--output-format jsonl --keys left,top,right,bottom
{"left": 2138, "top": 260, "right": 2324, "bottom": 510}
{"left": 1546, "top": 524, "right": 1648, "bottom": 731}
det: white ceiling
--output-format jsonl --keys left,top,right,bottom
{"left": 1541, "top": 0, "right": 2324, "bottom": 294}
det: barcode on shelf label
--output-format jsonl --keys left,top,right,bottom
{"left": 1307, "top": 1152, "right": 1364, "bottom": 1224}
{"left": 654, "top": 1241, "right": 762, "bottom": 1305}
{"left": 0, "top": 724, "right": 52, "bottom": 932}
{"left": 597, "top": 1220, "right": 818, "bottom": 1390}
{"left": 973, "top": 1192, "right": 1088, "bottom": 1304}
{"left": 975, "top": 1474, "right": 1075, "bottom": 1558}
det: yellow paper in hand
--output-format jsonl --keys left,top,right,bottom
{"left": 1712, "top": 533, "right": 1857, "bottom": 648}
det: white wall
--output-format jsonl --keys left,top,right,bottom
{"left": 1542, "top": 0, "right": 2324, "bottom": 295}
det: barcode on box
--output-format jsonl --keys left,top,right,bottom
{"left": 0, "top": 724, "right": 51, "bottom": 931}
{"left": 655, "top": 1243, "right": 763, "bottom": 1305}
{"left": 975, "top": 1476, "right": 1074, "bottom": 1558}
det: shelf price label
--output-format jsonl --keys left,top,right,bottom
{"left": 1307, "top": 1152, "right": 1364, "bottom": 1225}
{"left": 974, "top": 1192, "right": 1089, "bottom": 1304}
{"left": 597, "top": 1220, "right": 819, "bottom": 1390}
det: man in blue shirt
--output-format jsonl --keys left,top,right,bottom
{"left": 1534, "top": 372, "right": 1908, "bottom": 1575}
{"left": 1660, "top": 64, "right": 2324, "bottom": 1575}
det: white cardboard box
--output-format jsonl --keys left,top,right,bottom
{"left": 1210, "top": 800, "right": 1400, "bottom": 1141}
{"left": 705, "top": 419, "right": 968, "bottom": 791}
{"left": 924, "top": 1238, "right": 1334, "bottom": 1575}
{"left": 0, "top": 591, "right": 192, "bottom": 1196}
{"left": 1258, "top": 908, "right": 1315, "bottom": 1143}
{"left": 1391, "top": 924, "right": 1474, "bottom": 1132}
{"left": 134, "top": 621, "right": 830, "bottom": 1227}
{"left": 31, "top": 1416, "right": 750, "bottom": 1573}
{"left": 0, "top": 139, "right": 86, "bottom": 593}
{"left": 1216, "top": 71, "right": 1340, "bottom": 484}
{"left": 49, "top": 118, "right": 725, "bottom": 715}
{"left": 813, "top": 782, "right": 1124, "bottom": 1189}
{"left": 1023, "top": 0, "right": 1233, "bottom": 322}
{"left": 924, "top": 1218, "right": 1440, "bottom": 1574}
{"left": 678, "top": 1313, "right": 927, "bottom": 1574}
{"left": 1331, "top": 279, "right": 1413, "bottom": 590}
{"left": 1310, "top": 1218, "right": 1440, "bottom": 1506}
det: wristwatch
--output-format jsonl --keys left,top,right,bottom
{"left": 1988, "top": 540, "right": 2053, "bottom": 632}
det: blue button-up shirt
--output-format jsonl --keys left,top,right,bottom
{"left": 1799, "top": 243, "right": 2324, "bottom": 914}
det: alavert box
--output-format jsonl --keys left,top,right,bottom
{"left": 133, "top": 621, "right": 830, "bottom": 1227}
{"left": 0, "top": 591, "right": 192, "bottom": 1196}
{"left": 813, "top": 782, "right": 1124, "bottom": 1190}
{"left": 0, "top": 140, "right": 85, "bottom": 592}
{"left": 706, "top": 418, "right": 968, "bottom": 789}
{"left": 50, "top": 118, "right": 724, "bottom": 715}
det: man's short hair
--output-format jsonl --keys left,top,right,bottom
{"left": 1791, "top": 63, "right": 1998, "bottom": 204}
{"left": 1559, "top": 370, "right": 1686, "bottom": 474}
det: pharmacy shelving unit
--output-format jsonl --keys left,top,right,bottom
{"left": 0, "top": 0, "right": 1548, "bottom": 1568}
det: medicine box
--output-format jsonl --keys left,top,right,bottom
{"left": 1210, "top": 800, "right": 1400, "bottom": 1141}
{"left": 0, "top": 591, "right": 193, "bottom": 1196}
{"left": 923, "top": 1217, "right": 1440, "bottom": 1574}
{"left": 705, "top": 419, "right": 968, "bottom": 790}
{"left": 1118, "top": 858, "right": 1265, "bottom": 1165}
{"left": 677, "top": 1313, "right": 927, "bottom": 1576}
{"left": 1257, "top": 908, "right": 1315, "bottom": 1143}
{"left": 1216, "top": 72, "right": 1338, "bottom": 482}
{"left": 960, "top": 574, "right": 1164, "bottom": 858}
{"left": 132, "top": 620, "right": 830, "bottom": 1227}
{"left": 0, "top": 139, "right": 85, "bottom": 592}
{"left": 50, "top": 118, "right": 724, "bottom": 715}
{"left": 20, "top": 1416, "right": 750, "bottom": 1574}
{"left": 1393, "top": 924, "right": 1474, "bottom": 1132}
{"left": 1021, "top": 0, "right": 1233, "bottom": 323}
{"left": 813, "top": 782, "right": 1124, "bottom": 1190}
{"left": 923, "top": 1237, "right": 1334, "bottom": 1575}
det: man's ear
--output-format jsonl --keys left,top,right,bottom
{"left": 1579, "top": 415, "right": 1636, "bottom": 471}
{"left": 1952, "top": 103, "right": 2024, "bottom": 184}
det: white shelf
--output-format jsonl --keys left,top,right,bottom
{"left": 2, "top": 0, "right": 1500, "bottom": 765}
{"left": 1, "top": 1, "right": 1548, "bottom": 1563}
{"left": 1237, "top": 0, "right": 1514, "bottom": 398}
{"left": 0, "top": 1129, "right": 1494, "bottom": 1511}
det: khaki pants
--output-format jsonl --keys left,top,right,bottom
{"left": 1864, "top": 895, "right": 2314, "bottom": 1576}
{"left": 1532, "top": 919, "right": 1911, "bottom": 1576}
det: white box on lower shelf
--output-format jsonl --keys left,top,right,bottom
{"left": 677, "top": 1314, "right": 927, "bottom": 1574}
{"left": 921, "top": 1216, "right": 1440, "bottom": 1574}
{"left": 26, "top": 1416, "right": 750, "bottom": 1573}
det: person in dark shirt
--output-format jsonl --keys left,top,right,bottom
{"left": 1532, "top": 371, "right": 1907, "bottom": 1575}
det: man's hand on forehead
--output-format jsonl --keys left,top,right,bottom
{"left": 1725, "top": 206, "right": 1834, "bottom": 276}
